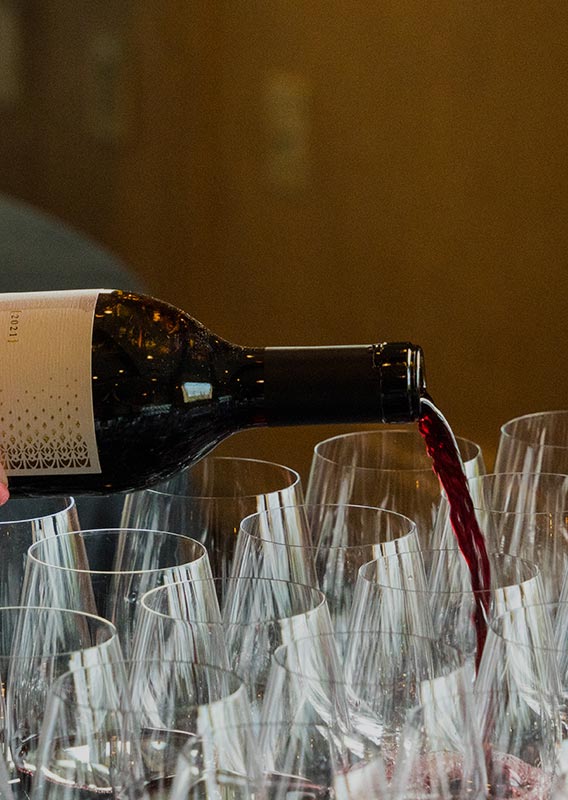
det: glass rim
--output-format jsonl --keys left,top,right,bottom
{"left": 141, "top": 456, "right": 302, "bottom": 500}
{"left": 175, "top": 716, "right": 381, "bottom": 737}
{"left": 26, "top": 528, "right": 209, "bottom": 576}
{"left": 488, "top": 600, "right": 568, "bottom": 649}
{"left": 0, "top": 604, "right": 119, "bottom": 656}
{"left": 141, "top": 576, "right": 329, "bottom": 624}
{"left": 312, "top": 429, "right": 481, "bottom": 474}
{"left": 50, "top": 659, "right": 246, "bottom": 710}
{"left": 465, "top": 471, "right": 568, "bottom": 514}
{"left": 0, "top": 495, "right": 76, "bottom": 525}
{"left": 238, "top": 503, "right": 418, "bottom": 548}
{"left": 272, "top": 629, "right": 469, "bottom": 682}
{"left": 499, "top": 410, "right": 568, "bottom": 450}
{"left": 357, "top": 549, "right": 542, "bottom": 596}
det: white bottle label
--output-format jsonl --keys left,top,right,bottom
{"left": 0, "top": 290, "right": 102, "bottom": 475}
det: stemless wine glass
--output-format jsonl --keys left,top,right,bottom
{"left": 262, "top": 629, "right": 472, "bottom": 730}
{"left": 121, "top": 456, "right": 304, "bottom": 581}
{"left": 130, "top": 659, "right": 255, "bottom": 758}
{"left": 256, "top": 721, "right": 390, "bottom": 800}
{"left": 0, "top": 605, "right": 122, "bottom": 786}
{"left": 233, "top": 504, "right": 418, "bottom": 630}
{"left": 31, "top": 659, "right": 141, "bottom": 800}
{"left": 466, "top": 472, "right": 568, "bottom": 517}
{"left": 393, "top": 694, "right": 486, "bottom": 800}
{"left": 476, "top": 603, "right": 566, "bottom": 730}
{"left": 32, "top": 660, "right": 254, "bottom": 800}
{"left": 474, "top": 682, "right": 560, "bottom": 799}
{"left": 263, "top": 631, "right": 482, "bottom": 800}
{"left": 132, "top": 576, "right": 333, "bottom": 723}
{"left": 22, "top": 528, "right": 213, "bottom": 657}
{"left": 436, "top": 472, "right": 568, "bottom": 604}
{"left": 495, "top": 410, "right": 568, "bottom": 474}
{"left": 169, "top": 720, "right": 387, "bottom": 800}
{"left": 169, "top": 727, "right": 261, "bottom": 800}
{"left": 0, "top": 497, "right": 79, "bottom": 606}
{"left": 0, "top": 726, "right": 12, "bottom": 800}
{"left": 475, "top": 604, "right": 563, "bottom": 796}
{"left": 401, "top": 681, "right": 560, "bottom": 800}
{"left": 306, "top": 429, "right": 485, "bottom": 545}
{"left": 349, "top": 549, "right": 546, "bottom": 658}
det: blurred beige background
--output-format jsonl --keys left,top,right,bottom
{"left": 1, "top": 1, "right": 566, "bottom": 481}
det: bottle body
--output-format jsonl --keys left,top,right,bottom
{"left": 0, "top": 290, "right": 425, "bottom": 495}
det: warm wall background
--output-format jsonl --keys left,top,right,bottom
{"left": 1, "top": 1, "right": 567, "bottom": 480}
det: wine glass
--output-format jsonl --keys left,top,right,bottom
{"left": 262, "top": 629, "right": 473, "bottom": 733}
{"left": 121, "top": 456, "right": 304, "bottom": 581}
{"left": 475, "top": 683, "right": 560, "bottom": 799}
{"left": 0, "top": 497, "right": 79, "bottom": 606}
{"left": 21, "top": 528, "right": 213, "bottom": 656}
{"left": 400, "top": 682, "right": 560, "bottom": 800}
{"left": 0, "top": 721, "right": 13, "bottom": 800}
{"left": 32, "top": 660, "right": 254, "bottom": 800}
{"left": 256, "top": 721, "right": 390, "bottom": 800}
{"left": 129, "top": 659, "right": 255, "bottom": 789}
{"left": 132, "top": 577, "right": 227, "bottom": 669}
{"left": 30, "top": 659, "right": 140, "bottom": 800}
{"left": 0, "top": 605, "right": 122, "bottom": 786}
{"left": 389, "top": 688, "right": 487, "bottom": 800}
{"left": 475, "top": 603, "right": 563, "bottom": 796}
{"left": 477, "top": 602, "right": 568, "bottom": 736}
{"left": 495, "top": 410, "right": 568, "bottom": 475}
{"left": 263, "top": 631, "right": 482, "bottom": 800}
{"left": 132, "top": 576, "right": 334, "bottom": 723}
{"left": 349, "top": 549, "right": 546, "bottom": 658}
{"left": 168, "top": 727, "right": 260, "bottom": 800}
{"left": 233, "top": 503, "right": 418, "bottom": 630}
{"left": 436, "top": 472, "right": 568, "bottom": 604}
{"left": 306, "top": 429, "right": 485, "bottom": 545}
{"left": 467, "top": 472, "right": 568, "bottom": 516}
{"left": 169, "top": 721, "right": 387, "bottom": 800}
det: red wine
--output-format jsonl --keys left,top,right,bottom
{"left": 401, "top": 750, "right": 549, "bottom": 800}
{"left": 485, "top": 751, "right": 552, "bottom": 800}
{"left": 265, "top": 773, "right": 330, "bottom": 800}
{"left": 0, "top": 290, "right": 425, "bottom": 495}
{"left": 419, "top": 395, "right": 491, "bottom": 669}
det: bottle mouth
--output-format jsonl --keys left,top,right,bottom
{"left": 415, "top": 345, "right": 426, "bottom": 394}
{"left": 376, "top": 342, "right": 425, "bottom": 423}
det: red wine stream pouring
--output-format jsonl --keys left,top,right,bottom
{"left": 419, "top": 394, "right": 492, "bottom": 669}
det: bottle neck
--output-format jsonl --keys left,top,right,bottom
{"left": 226, "top": 342, "right": 425, "bottom": 428}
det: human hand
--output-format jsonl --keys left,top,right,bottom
{"left": 0, "top": 462, "right": 8, "bottom": 505}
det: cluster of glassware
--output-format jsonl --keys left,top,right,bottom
{"left": 2, "top": 410, "right": 568, "bottom": 800}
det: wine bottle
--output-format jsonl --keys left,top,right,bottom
{"left": 0, "top": 289, "right": 425, "bottom": 495}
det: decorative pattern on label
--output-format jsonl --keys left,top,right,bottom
{"left": 0, "top": 290, "right": 102, "bottom": 475}
{"left": 0, "top": 384, "right": 92, "bottom": 471}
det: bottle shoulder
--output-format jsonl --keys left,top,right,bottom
{"left": 96, "top": 289, "right": 209, "bottom": 338}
